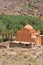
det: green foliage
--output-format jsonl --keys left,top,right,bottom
{"left": 28, "top": 3, "right": 32, "bottom": 7}
{"left": 0, "top": 14, "right": 43, "bottom": 36}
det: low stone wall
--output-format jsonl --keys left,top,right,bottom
{"left": 0, "top": 41, "right": 32, "bottom": 48}
{"left": 0, "top": 41, "right": 10, "bottom": 48}
{"left": 10, "top": 42, "right": 32, "bottom": 48}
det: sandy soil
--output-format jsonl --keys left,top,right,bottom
{"left": 0, "top": 46, "right": 43, "bottom": 65}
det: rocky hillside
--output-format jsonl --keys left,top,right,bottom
{"left": 0, "top": 0, "right": 43, "bottom": 17}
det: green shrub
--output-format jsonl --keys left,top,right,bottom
{"left": 0, "top": 14, "right": 43, "bottom": 36}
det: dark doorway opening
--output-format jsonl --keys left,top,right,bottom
{"left": 26, "top": 44, "right": 28, "bottom": 46}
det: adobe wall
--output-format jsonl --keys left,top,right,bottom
{"left": 40, "top": 35, "right": 43, "bottom": 45}
{"left": 16, "top": 26, "right": 41, "bottom": 46}
{"left": 36, "top": 35, "right": 41, "bottom": 46}
{"left": 16, "top": 28, "right": 33, "bottom": 42}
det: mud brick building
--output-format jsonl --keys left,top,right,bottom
{"left": 40, "top": 35, "right": 43, "bottom": 45}
{"left": 16, "top": 24, "right": 41, "bottom": 46}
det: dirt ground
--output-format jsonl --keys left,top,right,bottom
{"left": 0, "top": 45, "right": 43, "bottom": 65}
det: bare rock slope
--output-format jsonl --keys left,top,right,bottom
{"left": 0, "top": 0, "right": 43, "bottom": 16}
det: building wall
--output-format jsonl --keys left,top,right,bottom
{"left": 16, "top": 29, "right": 32, "bottom": 42}
{"left": 16, "top": 28, "right": 41, "bottom": 46}
{"left": 36, "top": 35, "right": 41, "bottom": 46}
{"left": 41, "top": 35, "right": 43, "bottom": 45}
